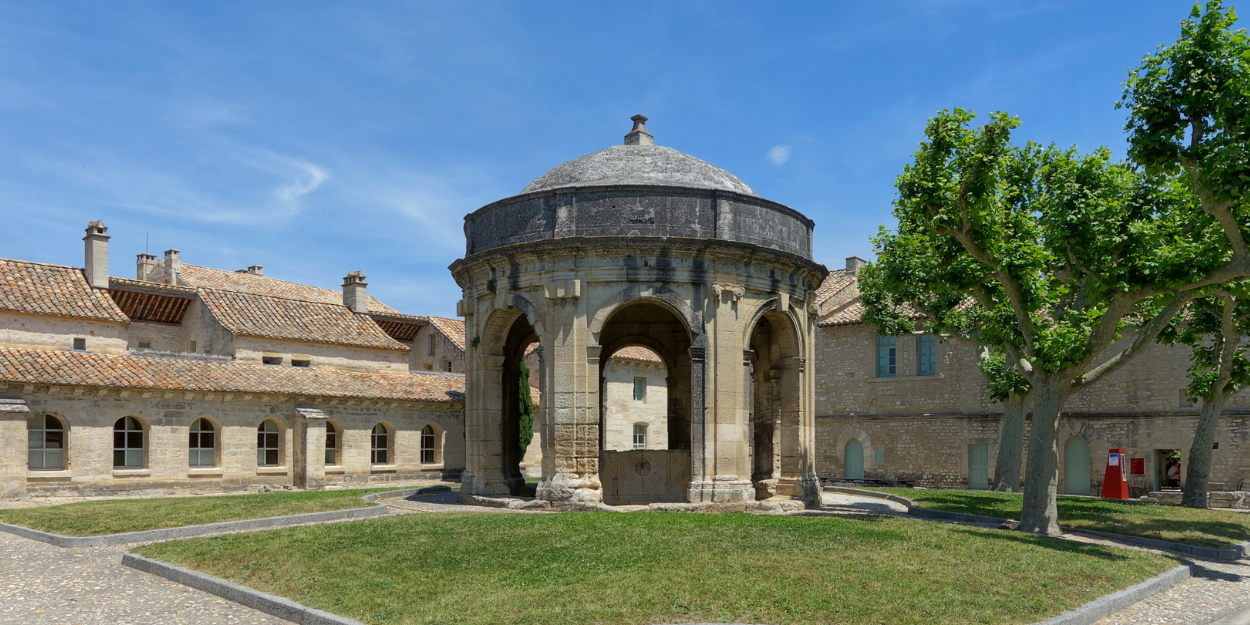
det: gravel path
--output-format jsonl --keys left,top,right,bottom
{"left": 1094, "top": 557, "right": 1250, "bottom": 625}
{"left": 0, "top": 531, "right": 288, "bottom": 624}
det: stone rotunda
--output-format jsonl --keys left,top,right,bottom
{"left": 450, "top": 115, "right": 828, "bottom": 507}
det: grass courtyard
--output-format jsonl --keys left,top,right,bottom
{"left": 869, "top": 488, "right": 1250, "bottom": 549}
{"left": 0, "top": 488, "right": 379, "bottom": 536}
{"left": 134, "top": 511, "right": 1178, "bottom": 625}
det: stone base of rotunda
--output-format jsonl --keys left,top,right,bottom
{"left": 687, "top": 476, "right": 755, "bottom": 504}
{"left": 535, "top": 472, "right": 604, "bottom": 506}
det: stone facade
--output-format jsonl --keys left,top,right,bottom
{"left": 813, "top": 259, "right": 1250, "bottom": 494}
{"left": 0, "top": 222, "right": 466, "bottom": 499}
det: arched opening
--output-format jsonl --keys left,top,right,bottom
{"left": 324, "top": 421, "right": 341, "bottom": 466}
{"left": 371, "top": 423, "right": 392, "bottom": 465}
{"left": 597, "top": 298, "right": 692, "bottom": 504}
{"left": 114, "top": 416, "right": 145, "bottom": 469}
{"left": 421, "top": 423, "right": 444, "bottom": 465}
{"left": 747, "top": 309, "right": 803, "bottom": 499}
{"left": 28, "top": 414, "right": 66, "bottom": 471}
{"left": 257, "top": 419, "right": 281, "bottom": 467}
{"left": 1064, "top": 436, "right": 1091, "bottom": 495}
{"left": 189, "top": 417, "right": 216, "bottom": 468}
{"left": 845, "top": 438, "right": 864, "bottom": 480}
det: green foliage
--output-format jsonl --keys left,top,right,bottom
{"left": 977, "top": 348, "right": 1031, "bottom": 402}
{"left": 518, "top": 358, "right": 534, "bottom": 450}
{"left": 1158, "top": 286, "right": 1250, "bottom": 400}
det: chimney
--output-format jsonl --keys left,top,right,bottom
{"left": 624, "top": 114, "right": 654, "bottom": 146}
{"left": 83, "top": 220, "right": 110, "bottom": 289}
{"left": 845, "top": 256, "right": 868, "bottom": 276}
{"left": 246, "top": 265, "right": 264, "bottom": 276}
{"left": 342, "top": 271, "right": 368, "bottom": 313}
{"left": 136, "top": 253, "right": 157, "bottom": 281}
{"left": 164, "top": 249, "right": 181, "bottom": 285}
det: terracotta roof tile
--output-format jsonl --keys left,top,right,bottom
{"left": 814, "top": 268, "right": 858, "bottom": 309}
{"left": 0, "top": 258, "right": 128, "bottom": 323}
{"left": 175, "top": 264, "right": 399, "bottom": 315}
{"left": 427, "top": 316, "right": 466, "bottom": 351}
{"left": 0, "top": 347, "right": 462, "bottom": 402}
{"left": 818, "top": 296, "right": 927, "bottom": 328}
{"left": 199, "top": 289, "right": 409, "bottom": 351}
{"left": 611, "top": 346, "right": 663, "bottom": 363}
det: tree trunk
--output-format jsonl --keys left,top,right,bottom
{"left": 1019, "top": 373, "right": 1068, "bottom": 536}
{"left": 1182, "top": 393, "right": 1226, "bottom": 508}
{"left": 992, "top": 392, "right": 1027, "bottom": 492}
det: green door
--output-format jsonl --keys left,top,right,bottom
{"left": 968, "top": 444, "right": 989, "bottom": 490}
{"left": 1064, "top": 436, "right": 1091, "bottom": 495}
{"left": 845, "top": 439, "right": 864, "bottom": 480}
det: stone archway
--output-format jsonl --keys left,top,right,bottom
{"left": 596, "top": 298, "right": 694, "bottom": 504}
{"left": 747, "top": 307, "right": 806, "bottom": 500}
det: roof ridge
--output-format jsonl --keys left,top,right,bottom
{"left": 182, "top": 263, "right": 344, "bottom": 294}
{"left": 197, "top": 285, "right": 355, "bottom": 308}
{"left": 0, "top": 256, "right": 83, "bottom": 271}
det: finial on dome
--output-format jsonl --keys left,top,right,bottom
{"left": 624, "top": 114, "right": 654, "bottom": 146}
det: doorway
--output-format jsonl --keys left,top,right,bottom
{"left": 1064, "top": 436, "right": 1091, "bottom": 495}
{"left": 1155, "top": 449, "right": 1181, "bottom": 491}
{"left": 968, "top": 444, "right": 989, "bottom": 490}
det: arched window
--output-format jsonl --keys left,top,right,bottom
{"left": 420, "top": 425, "right": 436, "bottom": 464}
{"left": 845, "top": 438, "right": 864, "bottom": 480}
{"left": 325, "top": 422, "right": 339, "bottom": 466}
{"left": 114, "top": 417, "right": 144, "bottom": 468}
{"left": 371, "top": 424, "right": 389, "bottom": 464}
{"left": 189, "top": 418, "right": 215, "bottom": 467}
{"left": 257, "top": 420, "right": 280, "bottom": 467}
{"left": 633, "top": 423, "right": 647, "bottom": 450}
{"left": 28, "top": 415, "right": 65, "bottom": 470}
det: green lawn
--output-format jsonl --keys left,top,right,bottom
{"left": 134, "top": 511, "right": 1178, "bottom": 625}
{"left": 0, "top": 488, "right": 378, "bottom": 536}
{"left": 869, "top": 488, "right": 1250, "bottom": 549}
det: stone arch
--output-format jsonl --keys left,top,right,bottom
{"left": 114, "top": 415, "right": 149, "bottom": 470}
{"left": 189, "top": 414, "right": 222, "bottom": 469}
{"left": 421, "top": 422, "right": 446, "bottom": 465}
{"left": 741, "top": 296, "right": 806, "bottom": 356}
{"left": 27, "top": 412, "right": 68, "bottom": 471}
{"left": 472, "top": 303, "right": 539, "bottom": 496}
{"left": 589, "top": 285, "right": 703, "bottom": 344}
{"left": 747, "top": 305, "right": 806, "bottom": 499}
{"left": 835, "top": 425, "right": 874, "bottom": 478}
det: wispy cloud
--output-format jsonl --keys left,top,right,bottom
{"left": 767, "top": 145, "right": 792, "bottom": 165}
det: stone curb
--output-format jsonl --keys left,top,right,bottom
{"left": 0, "top": 488, "right": 432, "bottom": 548}
{"left": 123, "top": 552, "right": 365, "bottom": 625}
{"left": 824, "top": 486, "right": 1249, "bottom": 560}
{"left": 1031, "top": 563, "right": 1192, "bottom": 625}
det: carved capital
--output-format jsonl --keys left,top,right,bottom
{"left": 712, "top": 282, "right": 745, "bottom": 302}
{"left": 545, "top": 279, "right": 581, "bottom": 300}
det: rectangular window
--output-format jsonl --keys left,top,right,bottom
{"left": 262, "top": 356, "right": 282, "bottom": 366}
{"left": 876, "top": 336, "right": 896, "bottom": 378}
{"left": 137, "top": 341, "right": 151, "bottom": 349}
{"left": 425, "top": 363, "right": 433, "bottom": 370}
{"left": 633, "top": 377, "right": 646, "bottom": 403}
{"left": 189, "top": 340, "right": 197, "bottom": 353}
{"left": 918, "top": 335, "right": 937, "bottom": 376}
{"left": 633, "top": 424, "right": 647, "bottom": 450}
{"left": 428, "top": 334, "right": 436, "bottom": 356}
{"left": 444, "top": 361, "right": 453, "bottom": 372}
{"left": 292, "top": 359, "right": 310, "bottom": 368}
{"left": 72, "top": 337, "right": 86, "bottom": 351}
{"left": 325, "top": 429, "right": 337, "bottom": 465}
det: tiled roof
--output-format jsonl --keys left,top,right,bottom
{"left": 818, "top": 296, "right": 926, "bottom": 328}
{"left": 371, "top": 312, "right": 428, "bottom": 343}
{"left": 611, "top": 346, "right": 663, "bottom": 363}
{"left": 814, "top": 268, "right": 858, "bottom": 309}
{"left": 199, "top": 289, "right": 409, "bottom": 351}
{"left": 0, "top": 258, "right": 128, "bottom": 323}
{"left": 0, "top": 347, "right": 462, "bottom": 402}
{"left": 428, "top": 316, "right": 466, "bottom": 351}
{"left": 175, "top": 264, "right": 399, "bottom": 315}
{"left": 108, "top": 277, "right": 197, "bottom": 324}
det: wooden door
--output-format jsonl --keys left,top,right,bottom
{"left": 845, "top": 439, "right": 864, "bottom": 480}
{"left": 1064, "top": 436, "right": 1091, "bottom": 495}
{"left": 968, "top": 444, "right": 989, "bottom": 490}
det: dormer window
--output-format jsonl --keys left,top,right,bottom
{"left": 72, "top": 338, "right": 86, "bottom": 351}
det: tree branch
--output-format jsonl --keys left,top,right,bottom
{"left": 1073, "top": 290, "right": 1194, "bottom": 389}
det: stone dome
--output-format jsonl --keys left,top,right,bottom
{"left": 521, "top": 144, "right": 759, "bottom": 197}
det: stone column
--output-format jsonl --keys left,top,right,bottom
{"left": 535, "top": 297, "right": 602, "bottom": 506}
{"left": 0, "top": 400, "right": 29, "bottom": 498}
{"left": 293, "top": 414, "right": 326, "bottom": 491}
{"left": 462, "top": 354, "right": 510, "bottom": 496}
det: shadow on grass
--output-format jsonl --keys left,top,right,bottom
{"left": 944, "top": 525, "right": 1176, "bottom": 563}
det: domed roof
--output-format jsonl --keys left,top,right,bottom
{"left": 520, "top": 115, "right": 759, "bottom": 197}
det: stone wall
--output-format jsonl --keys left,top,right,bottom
{"left": 2, "top": 392, "right": 464, "bottom": 498}
{"left": 410, "top": 325, "right": 465, "bottom": 373}
{"left": 126, "top": 321, "right": 188, "bottom": 352}
{"left": 601, "top": 359, "right": 668, "bottom": 451}
{"left": 233, "top": 336, "right": 409, "bottom": 373}
{"left": 0, "top": 312, "right": 128, "bottom": 356}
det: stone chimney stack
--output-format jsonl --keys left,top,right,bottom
{"left": 845, "top": 256, "right": 868, "bottom": 276}
{"left": 83, "top": 220, "right": 110, "bottom": 289}
{"left": 342, "top": 271, "right": 368, "bottom": 313}
{"left": 624, "top": 114, "right": 654, "bottom": 146}
{"left": 136, "top": 253, "right": 157, "bottom": 281}
{"left": 247, "top": 265, "right": 264, "bottom": 276}
{"left": 164, "top": 249, "right": 181, "bottom": 285}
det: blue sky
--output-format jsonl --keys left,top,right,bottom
{"left": 0, "top": 1, "right": 1201, "bottom": 316}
